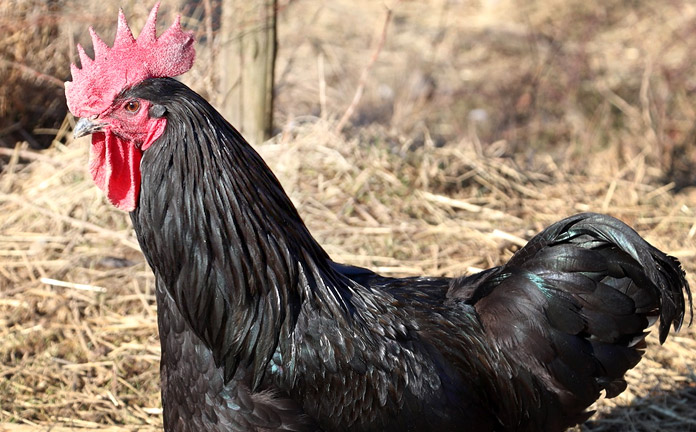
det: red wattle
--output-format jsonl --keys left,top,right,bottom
{"left": 89, "top": 131, "right": 142, "bottom": 212}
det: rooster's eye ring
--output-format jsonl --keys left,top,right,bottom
{"left": 125, "top": 100, "right": 141, "bottom": 114}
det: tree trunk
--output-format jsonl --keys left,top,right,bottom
{"left": 219, "top": 0, "right": 277, "bottom": 145}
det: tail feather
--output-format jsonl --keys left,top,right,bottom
{"left": 456, "top": 212, "right": 691, "bottom": 430}
{"left": 554, "top": 214, "right": 691, "bottom": 342}
{"left": 507, "top": 213, "right": 691, "bottom": 343}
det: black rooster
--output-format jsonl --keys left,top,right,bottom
{"left": 66, "top": 6, "right": 691, "bottom": 432}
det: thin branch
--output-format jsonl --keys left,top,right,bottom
{"left": 203, "top": 0, "right": 216, "bottom": 94}
{"left": 334, "top": 1, "right": 400, "bottom": 134}
{"left": 0, "top": 147, "right": 53, "bottom": 162}
{"left": 40, "top": 277, "right": 107, "bottom": 293}
{"left": 0, "top": 58, "right": 64, "bottom": 88}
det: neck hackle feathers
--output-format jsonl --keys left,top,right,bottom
{"left": 65, "top": 3, "right": 195, "bottom": 118}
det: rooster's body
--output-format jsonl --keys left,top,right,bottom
{"left": 66, "top": 7, "right": 691, "bottom": 432}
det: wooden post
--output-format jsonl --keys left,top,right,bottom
{"left": 218, "top": 0, "right": 277, "bottom": 145}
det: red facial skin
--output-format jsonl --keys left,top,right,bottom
{"left": 100, "top": 98, "right": 163, "bottom": 147}
{"left": 88, "top": 98, "right": 166, "bottom": 212}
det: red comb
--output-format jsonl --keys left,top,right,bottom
{"left": 65, "top": 3, "right": 195, "bottom": 118}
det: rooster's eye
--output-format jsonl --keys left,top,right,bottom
{"left": 124, "top": 100, "right": 141, "bottom": 114}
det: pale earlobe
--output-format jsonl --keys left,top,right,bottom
{"left": 150, "top": 104, "right": 167, "bottom": 118}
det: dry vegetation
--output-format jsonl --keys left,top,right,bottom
{"left": 1, "top": 0, "right": 696, "bottom": 430}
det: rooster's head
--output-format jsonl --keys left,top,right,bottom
{"left": 65, "top": 3, "right": 195, "bottom": 211}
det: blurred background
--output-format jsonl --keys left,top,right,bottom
{"left": 1, "top": 0, "right": 695, "bottom": 430}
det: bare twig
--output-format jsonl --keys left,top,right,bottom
{"left": 0, "top": 147, "right": 54, "bottom": 163}
{"left": 0, "top": 58, "right": 64, "bottom": 88}
{"left": 491, "top": 229, "right": 528, "bottom": 248}
{"left": 317, "top": 52, "right": 327, "bottom": 118}
{"left": 334, "top": 1, "right": 400, "bottom": 134}
{"left": 203, "top": 0, "right": 216, "bottom": 93}
{"left": 40, "top": 277, "right": 107, "bottom": 293}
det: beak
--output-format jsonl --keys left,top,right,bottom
{"left": 73, "top": 117, "right": 105, "bottom": 139}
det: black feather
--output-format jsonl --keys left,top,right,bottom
{"left": 118, "top": 78, "right": 691, "bottom": 432}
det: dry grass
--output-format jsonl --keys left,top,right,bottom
{"left": 1, "top": 0, "right": 696, "bottom": 431}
